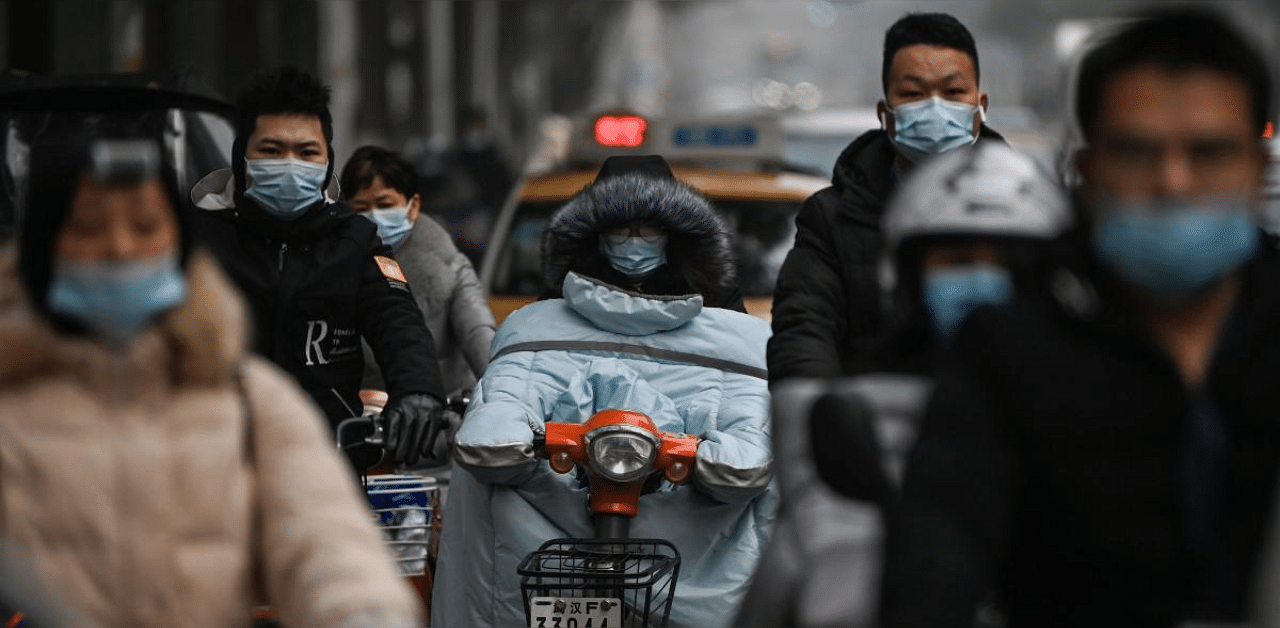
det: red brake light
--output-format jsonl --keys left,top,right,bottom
{"left": 1265, "top": 121, "right": 1275, "bottom": 139}
{"left": 595, "top": 116, "right": 647, "bottom": 148}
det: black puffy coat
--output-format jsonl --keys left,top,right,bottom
{"left": 883, "top": 253, "right": 1280, "bottom": 628}
{"left": 193, "top": 170, "right": 443, "bottom": 430}
{"left": 768, "top": 127, "right": 1003, "bottom": 380}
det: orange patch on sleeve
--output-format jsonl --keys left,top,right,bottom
{"left": 374, "top": 256, "right": 408, "bottom": 282}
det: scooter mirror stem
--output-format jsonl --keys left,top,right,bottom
{"left": 594, "top": 513, "right": 631, "bottom": 539}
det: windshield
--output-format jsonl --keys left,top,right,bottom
{"left": 489, "top": 198, "right": 799, "bottom": 298}
{"left": 0, "top": 107, "right": 234, "bottom": 244}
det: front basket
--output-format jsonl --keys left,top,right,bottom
{"left": 518, "top": 538, "right": 680, "bottom": 627}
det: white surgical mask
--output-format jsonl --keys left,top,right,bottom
{"left": 887, "top": 96, "right": 984, "bottom": 163}
{"left": 601, "top": 235, "right": 668, "bottom": 280}
{"left": 47, "top": 252, "right": 188, "bottom": 344}
{"left": 364, "top": 205, "right": 415, "bottom": 248}
{"left": 1092, "top": 198, "right": 1259, "bottom": 303}
{"left": 922, "top": 263, "right": 1014, "bottom": 340}
{"left": 244, "top": 158, "right": 328, "bottom": 219}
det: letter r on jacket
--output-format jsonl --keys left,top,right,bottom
{"left": 305, "top": 319, "right": 330, "bottom": 365}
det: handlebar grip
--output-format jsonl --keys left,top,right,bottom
{"left": 532, "top": 435, "right": 547, "bottom": 458}
{"left": 445, "top": 389, "right": 472, "bottom": 416}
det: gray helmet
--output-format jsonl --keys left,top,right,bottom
{"left": 879, "top": 142, "right": 1073, "bottom": 293}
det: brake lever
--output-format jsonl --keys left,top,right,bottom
{"left": 364, "top": 412, "right": 386, "bottom": 447}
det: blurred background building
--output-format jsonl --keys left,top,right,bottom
{"left": 3, "top": 0, "right": 1278, "bottom": 176}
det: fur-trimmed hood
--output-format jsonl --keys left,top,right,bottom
{"left": 541, "top": 173, "right": 737, "bottom": 303}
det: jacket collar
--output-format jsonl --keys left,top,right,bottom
{"left": 191, "top": 167, "right": 343, "bottom": 210}
{"left": 561, "top": 272, "right": 702, "bottom": 335}
{"left": 190, "top": 168, "right": 349, "bottom": 241}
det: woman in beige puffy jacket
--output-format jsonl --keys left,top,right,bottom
{"left": 0, "top": 139, "right": 423, "bottom": 628}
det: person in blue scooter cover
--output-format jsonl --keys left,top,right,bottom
{"left": 432, "top": 155, "right": 776, "bottom": 627}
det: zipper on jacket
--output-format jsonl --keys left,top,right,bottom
{"left": 278, "top": 242, "right": 288, "bottom": 272}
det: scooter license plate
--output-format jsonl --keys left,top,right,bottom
{"left": 529, "top": 596, "right": 622, "bottom": 627}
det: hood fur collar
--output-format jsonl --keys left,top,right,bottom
{"left": 541, "top": 173, "right": 736, "bottom": 302}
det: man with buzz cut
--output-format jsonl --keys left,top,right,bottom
{"left": 192, "top": 66, "right": 448, "bottom": 469}
{"left": 883, "top": 8, "right": 1280, "bottom": 627}
{"left": 769, "top": 12, "right": 1003, "bottom": 381}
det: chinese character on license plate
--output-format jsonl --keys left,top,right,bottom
{"left": 529, "top": 597, "right": 622, "bottom": 627}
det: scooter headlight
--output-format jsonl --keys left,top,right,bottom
{"left": 587, "top": 426, "right": 658, "bottom": 483}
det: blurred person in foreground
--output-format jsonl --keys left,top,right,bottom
{"left": 769, "top": 12, "right": 1004, "bottom": 381}
{"left": 736, "top": 142, "right": 1071, "bottom": 627}
{"left": 191, "top": 67, "right": 446, "bottom": 468}
{"left": 341, "top": 145, "right": 496, "bottom": 396}
{"left": 882, "top": 8, "right": 1279, "bottom": 627}
{"left": 0, "top": 138, "right": 421, "bottom": 628}
{"left": 432, "top": 156, "right": 774, "bottom": 627}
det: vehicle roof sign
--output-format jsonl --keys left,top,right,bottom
{"left": 570, "top": 113, "right": 784, "bottom": 163}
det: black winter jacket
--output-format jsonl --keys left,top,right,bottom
{"left": 768, "top": 127, "right": 1003, "bottom": 380}
{"left": 193, "top": 171, "right": 443, "bottom": 429}
{"left": 882, "top": 253, "right": 1280, "bottom": 628}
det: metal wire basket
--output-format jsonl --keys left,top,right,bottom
{"left": 518, "top": 539, "right": 680, "bottom": 627}
{"left": 363, "top": 474, "right": 439, "bottom": 577}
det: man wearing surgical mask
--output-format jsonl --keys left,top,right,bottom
{"left": 883, "top": 9, "right": 1280, "bottom": 627}
{"left": 193, "top": 67, "right": 448, "bottom": 470}
{"left": 770, "top": 12, "right": 1003, "bottom": 382}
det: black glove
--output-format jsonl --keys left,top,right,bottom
{"left": 383, "top": 393, "right": 445, "bottom": 468}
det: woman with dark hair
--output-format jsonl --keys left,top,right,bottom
{"left": 341, "top": 145, "right": 496, "bottom": 395}
{"left": 0, "top": 138, "right": 423, "bottom": 628}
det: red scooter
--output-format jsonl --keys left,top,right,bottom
{"left": 518, "top": 409, "right": 698, "bottom": 628}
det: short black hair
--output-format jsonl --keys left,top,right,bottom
{"left": 234, "top": 66, "right": 333, "bottom": 144}
{"left": 1075, "top": 7, "right": 1273, "bottom": 141}
{"left": 340, "top": 145, "right": 418, "bottom": 202}
{"left": 231, "top": 66, "right": 334, "bottom": 193}
{"left": 882, "top": 13, "right": 980, "bottom": 93}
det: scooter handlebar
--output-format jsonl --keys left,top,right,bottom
{"left": 335, "top": 414, "right": 384, "bottom": 449}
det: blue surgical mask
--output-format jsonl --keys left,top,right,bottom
{"left": 364, "top": 205, "right": 415, "bottom": 249}
{"left": 1092, "top": 199, "right": 1259, "bottom": 303}
{"left": 47, "top": 252, "right": 188, "bottom": 344}
{"left": 601, "top": 235, "right": 668, "bottom": 280}
{"left": 244, "top": 158, "right": 328, "bottom": 220}
{"left": 888, "top": 96, "right": 983, "bottom": 163}
{"left": 923, "top": 263, "right": 1014, "bottom": 340}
